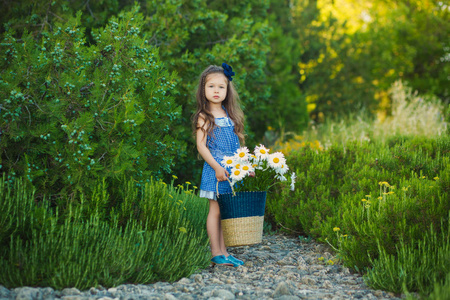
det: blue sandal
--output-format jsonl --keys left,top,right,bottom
{"left": 227, "top": 255, "right": 244, "bottom": 266}
{"left": 211, "top": 255, "right": 233, "bottom": 266}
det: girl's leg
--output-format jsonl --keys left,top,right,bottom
{"left": 207, "top": 199, "right": 228, "bottom": 257}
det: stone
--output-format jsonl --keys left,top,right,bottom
{"left": 300, "top": 276, "right": 317, "bottom": 285}
{"left": 14, "top": 287, "right": 41, "bottom": 300}
{"left": 164, "top": 293, "right": 178, "bottom": 300}
{"left": 212, "top": 289, "right": 235, "bottom": 299}
{"left": 322, "top": 280, "right": 333, "bottom": 289}
{"left": 61, "top": 288, "right": 81, "bottom": 296}
{"left": 177, "top": 277, "right": 191, "bottom": 285}
{"left": 278, "top": 296, "right": 300, "bottom": 300}
{"left": 273, "top": 282, "right": 291, "bottom": 297}
{"left": 211, "top": 278, "right": 224, "bottom": 284}
{"left": 373, "top": 290, "right": 383, "bottom": 297}
{"left": 193, "top": 274, "right": 203, "bottom": 284}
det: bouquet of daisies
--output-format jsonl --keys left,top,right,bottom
{"left": 221, "top": 145, "right": 296, "bottom": 192}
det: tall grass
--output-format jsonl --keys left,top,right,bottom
{"left": 275, "top": 80, "right": 447, "bottom": 152}
{"left": 0, "top": 176, "right": 210, "bottom": 290}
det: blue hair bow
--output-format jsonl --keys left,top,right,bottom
{"left": 222, "top": 62, "right": 235, "bottom": 81}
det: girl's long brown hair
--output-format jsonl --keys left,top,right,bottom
{"left": 192, "top": 65, "right": 245, "bottom": 144}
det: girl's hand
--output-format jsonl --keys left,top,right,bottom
{"left": 215, "top": 167, "right": 229, "bottom": 182}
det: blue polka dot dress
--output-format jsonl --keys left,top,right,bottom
{"left": 199, "top": 108, "right": 240, "bottom": 200}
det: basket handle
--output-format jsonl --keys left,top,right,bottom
{"left": 216, "top": 177, "right": 235, "bottom": 197}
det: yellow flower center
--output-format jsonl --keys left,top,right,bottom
{"left": 243, "top": 166, "right": 249, "bottom": 171}
{"left": 239, "top": 152, "right": 245, "bottom": 158}
{"left": 234, "top": 170, "right": 240, "bottom": 176}
{"left": 226, "top": 159, "right": 233, "bottom": 164}
{"left": 261, "top": 149, "right": 266, "bottom": 154}
{"left": 273, "top": 157, "right": 279, "bottom": 163}
{"left": 235, "top": 164, "right": 240, "bottom": 169}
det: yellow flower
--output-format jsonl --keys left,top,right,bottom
{"left": 178, "top": 227, "right": 187, "bottom": 233}
{"left": 172, "top": 175, "right": 178, "bottom": 179}
{"left": 333, "top": 227, "right": 340, "bottom": 232}
{"left": 343, "top": 234, "right": 348, "bottom": 237}
{"left": 388, "top": 191, "right": 394, "bottom": 194}
{"left": 421, "top": 176, "right": 426, "bottom": 179}
{"left": 378, "top": 196, "right": 383, "bottom": 200}
{"left": 193, "top": 186, "right": 198, "bottom": 189}
{"left": 365, "top": 195, "right": 371, "bottom": 198}
{"left": 434, "top": 177, "right": 439, "bottom": 180}
{"left": 327, "top": 260, "right": 334, "bottom": 265}
{"left": 361, "top": 199, "right": 367, "bottom": 202}
{"left": 168, "top": 194, "right": 173, "bottom": 199}
{"left": 186, "top": 181, "right": 191, "bottom": 185}
{"left": 402, "top": 187, "right": 408, "bottom": 191}
{"left": 318, "top": 257, "right": 324, "bottom": 261}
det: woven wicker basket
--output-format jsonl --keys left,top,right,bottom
{"left": 217, "top": 181, "right": 267, "bottom": 246}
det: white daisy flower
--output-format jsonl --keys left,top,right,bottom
{"left": 268, "top": 152, "right": 286, "bottom": 171}
{"left": 230, "top": 168, "right": 246, "bottom": 182}
{"left": 275, "top": 174, "right": 288, "bottom": 182}
{"left": 221, "top": 155, "right": 235, "bottom": 168}
{"left": 290, "top": 172, "right": 296, "bottom": 191}
{"left": 254, "top": 144, "right": 270, "bottom": 160}
{"left": 277, "top": 163, "right": 289, "bottom": 175}
{"left": 240, "top": 162, "right": 254, "bottom": 173}
{"left": 234, "top": 147, "right": 250, "bottom": 162}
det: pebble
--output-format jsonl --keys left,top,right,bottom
{"left": 1, "top": 234, "right": 403, "bottom": 300}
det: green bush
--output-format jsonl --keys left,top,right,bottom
{"left": 364, "top": 217, "right": 449, "bottom": 295}
{"left": 0, "top": 6, "right": 182, "bottom": 198}
{"left": 0, "top": 176, "right": 210, "bottom": 289}
{"left": 266, "top": 135, "right": 450, "bottom": 295}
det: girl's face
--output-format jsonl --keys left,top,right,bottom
{"left": 204, "top": 73, "right": 228, "bottom": 105}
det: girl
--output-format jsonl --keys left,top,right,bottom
{"left": 192, "top": 63, "right": 245, "bottom": 267}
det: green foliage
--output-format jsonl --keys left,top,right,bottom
{"left": 0, "top": 6, "right": 182, "bottom": 197}
{"left": 141, "top": 0, "right": 276, "bottom": 181}
{"left": 424, "top": 272, "right": 450, "bottom": 300}
{"left": 266, "top": 135, "right": 450, "bottom": 295}
{"left": 293, "top": 0, "right": 449, "bottom": 120}
{"left": 0, "top": 176, "right": 210, "bottom": 289}
{"left": 364, "top": 218, "right": 450, "bottom": 295}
